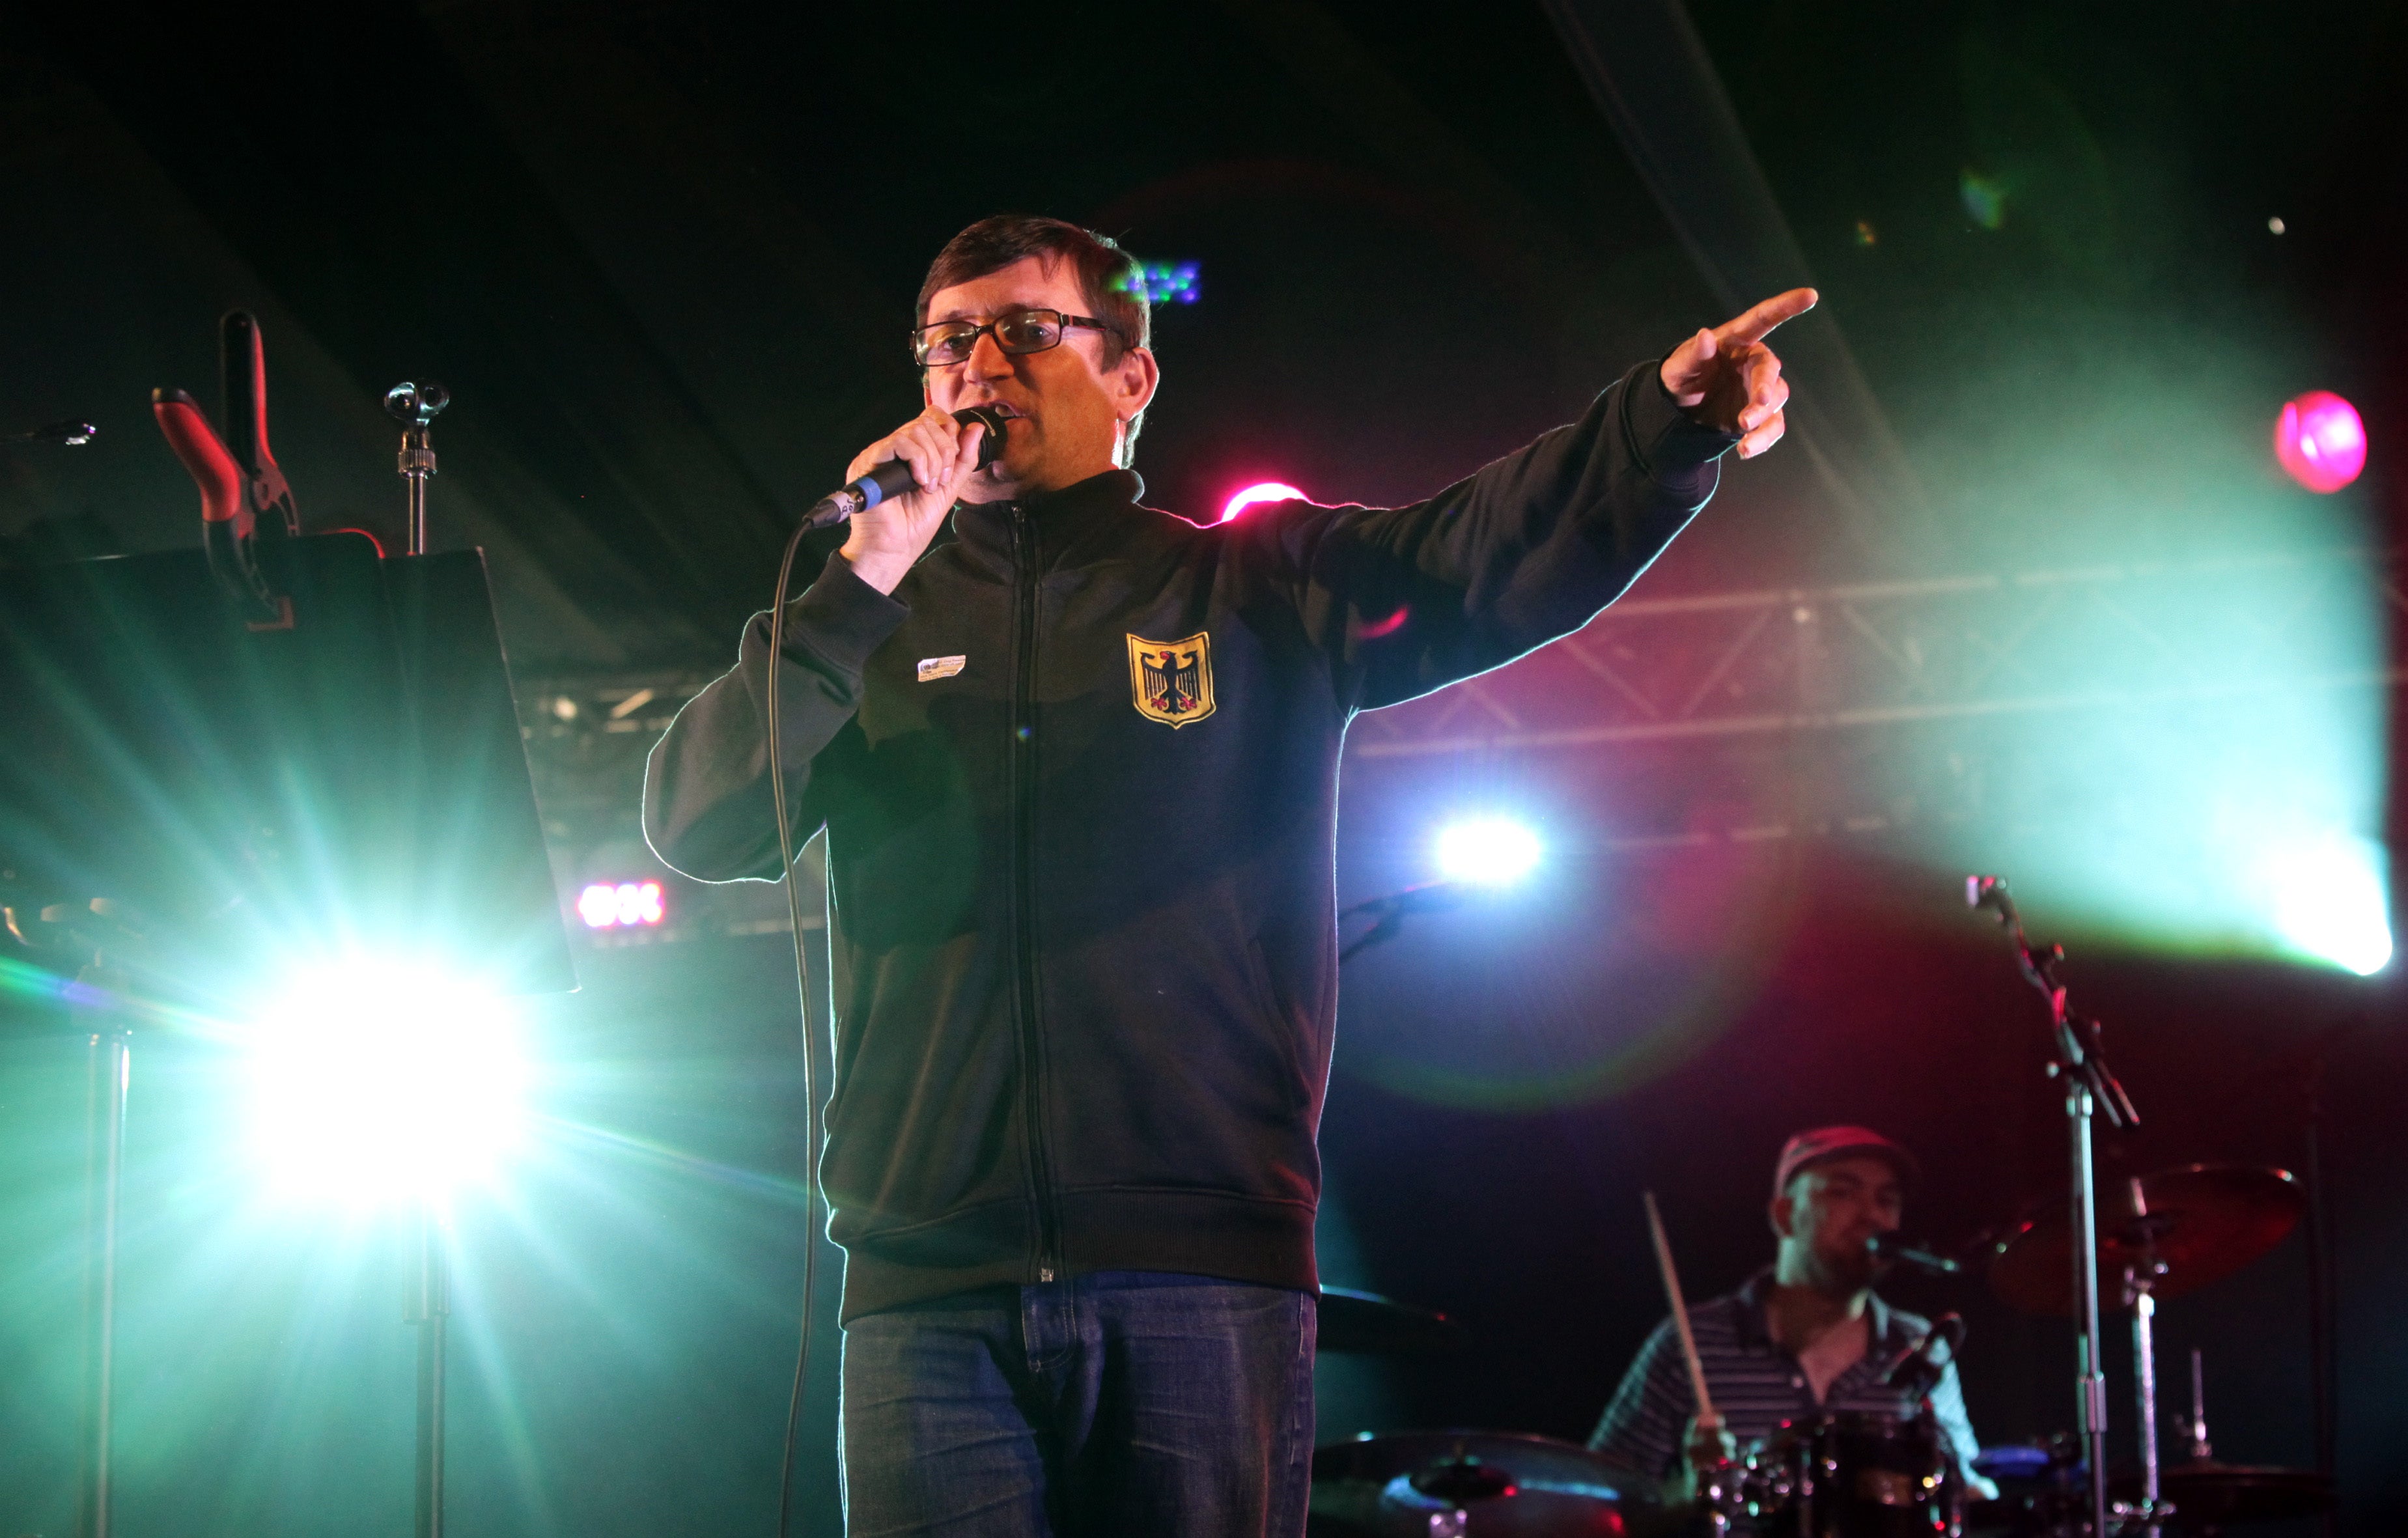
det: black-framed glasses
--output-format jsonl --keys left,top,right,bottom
{"left": 911, "top": 308, "right": 1123, "bottom": 368}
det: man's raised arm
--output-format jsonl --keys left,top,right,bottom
{"left": 1237, "top": 289, "right": 1813, "bottom": 712}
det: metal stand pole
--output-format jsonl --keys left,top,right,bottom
{"left": 385, "top": 376, "right": 452, "bottom": 1537}
{"left": 2181, "top": 1346, "right": 2211, "bottom": 1462}
{"left": 406, "top": 1198, "right": 451, "bottom": 1538}
{"left": 402, "top": 439, "right": 433, "bottom": 557}
{"left": 1970, "top": 876, "right": 2136, "bottom": 1538}
{"left": 2131, "top": 1279, "right": 2161, "bottom": 1537}
{"left": 75, "top": 986, "right": 130, "bottom": 1538}
{"left": 2303, "top": 1055, "right": 2337, "bottom": 1538}
{"left": 2068, "top": 1084, "right": 2110, "bottom": 1538}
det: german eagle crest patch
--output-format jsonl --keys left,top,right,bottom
{"left": 1126, "top": 632, "right": 1215, "bottom": 728}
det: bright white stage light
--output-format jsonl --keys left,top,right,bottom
{"left": 1435, "top": 817, "right": 1544, "bottom": 886}
{"left": 245, "top": 958, "right": 531, "bottom": 1203}
{"left": 2265, "top": 833, "right": 2393, "bottom": 976}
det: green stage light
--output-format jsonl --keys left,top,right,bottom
{"left": 1870, "top": 290, "right": 2393, "bottom": 980}
{"left": 245, "top": 959, "right": 531, "bottom": 1203}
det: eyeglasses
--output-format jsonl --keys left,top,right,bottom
{"left": 911, "top": 308, "right": 1124, "bottom": 368}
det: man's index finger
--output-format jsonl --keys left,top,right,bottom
{"left": 1715, "top": 287, "right": 1819, "bottom": 346}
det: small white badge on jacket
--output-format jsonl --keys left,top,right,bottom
{"left": 916, "top": 655, "right": 966, "bottom": 682}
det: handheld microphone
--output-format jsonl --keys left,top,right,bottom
{"left": 805, "top": 406, "right": 1008, "bottom": 529}
{"left": 1869, "top": 1232, "right": 1963, "bottom": 1275}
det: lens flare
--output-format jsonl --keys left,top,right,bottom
{"left": 244, "top": 958, "right": 531, "bottom": 1203}
{"left": 1959, "top": 169, "right": 2008, "bottom": 230}
{"left": 1435, "top": 817, "right": 1543, "bottom": 886}
{"left": 2275, "top": 391, "right": 2367, "bottom": 494}
{"left": 1222, "top": 482, "right": 1306, "bottom": 523}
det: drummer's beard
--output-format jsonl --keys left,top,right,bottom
{"left": 1803, "top": 1231, "right": 1881, "bottom": 1296}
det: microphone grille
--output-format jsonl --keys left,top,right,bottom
{"left": 953, "top": 406, "right": 1009, "bottom": 471}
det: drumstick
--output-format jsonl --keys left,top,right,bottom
{"left": 1643, "top": 1190, "right": 1719, "bottom": 1427}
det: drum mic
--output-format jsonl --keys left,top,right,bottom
{"left": 1869, "top": 1233, "right": 1963, "bottom": 1274}
{"left": 1883, "top": 1311, "right": 1966, "bottom": 1393}
{"left": 805, "top": 406, "right": 1009, "bottom": 529}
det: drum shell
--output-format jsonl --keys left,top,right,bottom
{"left": 1744, "top": 1412, "right": 1953, "bottom": 1538}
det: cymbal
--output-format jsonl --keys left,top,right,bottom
{"left": 1989, "top": 1165, "right": 2303, "bottom": 1316}
{"left": 1316, "top": 1287, "right": 1466, "bottom": 1356}
{"left": 2111, "top": 1463, "right": 2334, "bottom": 1525}
{"left": 1312, "top": 1431, "right": 1629, "bottom": 1492}
{"left": 1309, "top": 1432, "right": 1637, "bottom": 1536}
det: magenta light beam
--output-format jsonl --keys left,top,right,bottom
{"left": 1221, "top": 481, "right": 1306, "bottom": 524}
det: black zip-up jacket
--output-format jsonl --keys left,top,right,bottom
{"left": 643, "top": 361, "right": 1737, "bottom": 1321}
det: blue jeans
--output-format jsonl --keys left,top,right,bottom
{"left": 839, "top": 1271, "right": 1316, "bottom": 1538}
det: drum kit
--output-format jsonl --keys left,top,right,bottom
{"left": 1306, "top": 1162, "right": 2332, "bottom": 1537}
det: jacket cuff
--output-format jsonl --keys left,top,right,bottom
{"left": 778, "top": 552, "right": 910, "bottom": 675}
{"left": 1623, "top": 357, "right": 1744, "bottom": 494}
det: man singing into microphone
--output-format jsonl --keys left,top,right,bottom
{"left": 645, "top": 213, "right": 1811, "bottom": 1537}
{"left": 1589, "top": 1127, "right": 1994, "bottom": 1507}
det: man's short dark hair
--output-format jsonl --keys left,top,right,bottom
{"left": 917, "top": 214, "right": 1153, "bottom": 459}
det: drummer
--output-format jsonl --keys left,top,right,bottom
{"left": 1588, "top": 1126, "right": 1996, "bottom": 1504}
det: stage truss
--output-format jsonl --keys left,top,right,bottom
{"left": 518, "top": 547, "right": 2405, "bottom": 935}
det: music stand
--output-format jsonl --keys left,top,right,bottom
{"left": 0, "top": 533, "right": 573, "bottom": 1538}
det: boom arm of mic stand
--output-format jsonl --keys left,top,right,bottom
{"left": 1977, "top": 879, "right": 2141, "bottom": 1131}
{"left": 1337, "top": 881, "right": 1469, "bottom": 964}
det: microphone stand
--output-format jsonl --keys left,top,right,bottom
{"left": 1968, "top": 876, "right": 2140, "bottom": 1538}
{"left": 1337, "top": 880, "right": 1473, "bottom": 963}
{"left": 386, "top": 382, "right": 449, "bottom": 557}
{"left": 7, "top": 898, "right": 143, "bottom": 1538}
{"left": 385, "top": 375, "right": 453, "bottom": 1538}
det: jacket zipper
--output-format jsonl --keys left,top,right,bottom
{"left": 1008, "top": 503, "right": 1063, "bottom": 1283}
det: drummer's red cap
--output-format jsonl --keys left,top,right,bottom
{"left": 1773, "top": 1126, "right": 1918, "bottom": 1199}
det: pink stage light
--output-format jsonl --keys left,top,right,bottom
{"left": 2275, "top": 391, "right": 2367, "bottom": 494}
{"left": 579, "top": 880, "right": 665, "bottom": 929}
{"left": 1220, "top": 481, "right": 1306, "bottom": 523}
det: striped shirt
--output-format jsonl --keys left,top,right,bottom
{"left": 1588, "top": 1269, "right": 1981, "bottom": 1488}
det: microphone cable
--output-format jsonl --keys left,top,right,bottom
{"left": 764, "top": 520, "right": 823, "bottom": 1538}
{"left": 762, "top": 415, "right": 998, "bottom": 1533}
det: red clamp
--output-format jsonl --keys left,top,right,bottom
{"left": 152, "top": 311, "right": 301, "bottom": 630}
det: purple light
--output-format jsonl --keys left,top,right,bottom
{"left": 580, "top": 880, "right": 665, "bottom": 929}
{"left": 2275, "top": 390, "right": 2367, "bottom": 494}
{"left": 1220, "top": 481, "right": 1306, "bottom": 524}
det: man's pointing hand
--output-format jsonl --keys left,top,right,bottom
{"left": 1659, "top": 287, "right": 1817, "bottom": 460}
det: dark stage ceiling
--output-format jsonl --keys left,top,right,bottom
{"left": 7, "top": 1, "right": 2400, "bottom": 671}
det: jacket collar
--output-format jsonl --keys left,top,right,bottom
{"left": 951, "top": 468, "right": 1146, "bottom": 566}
